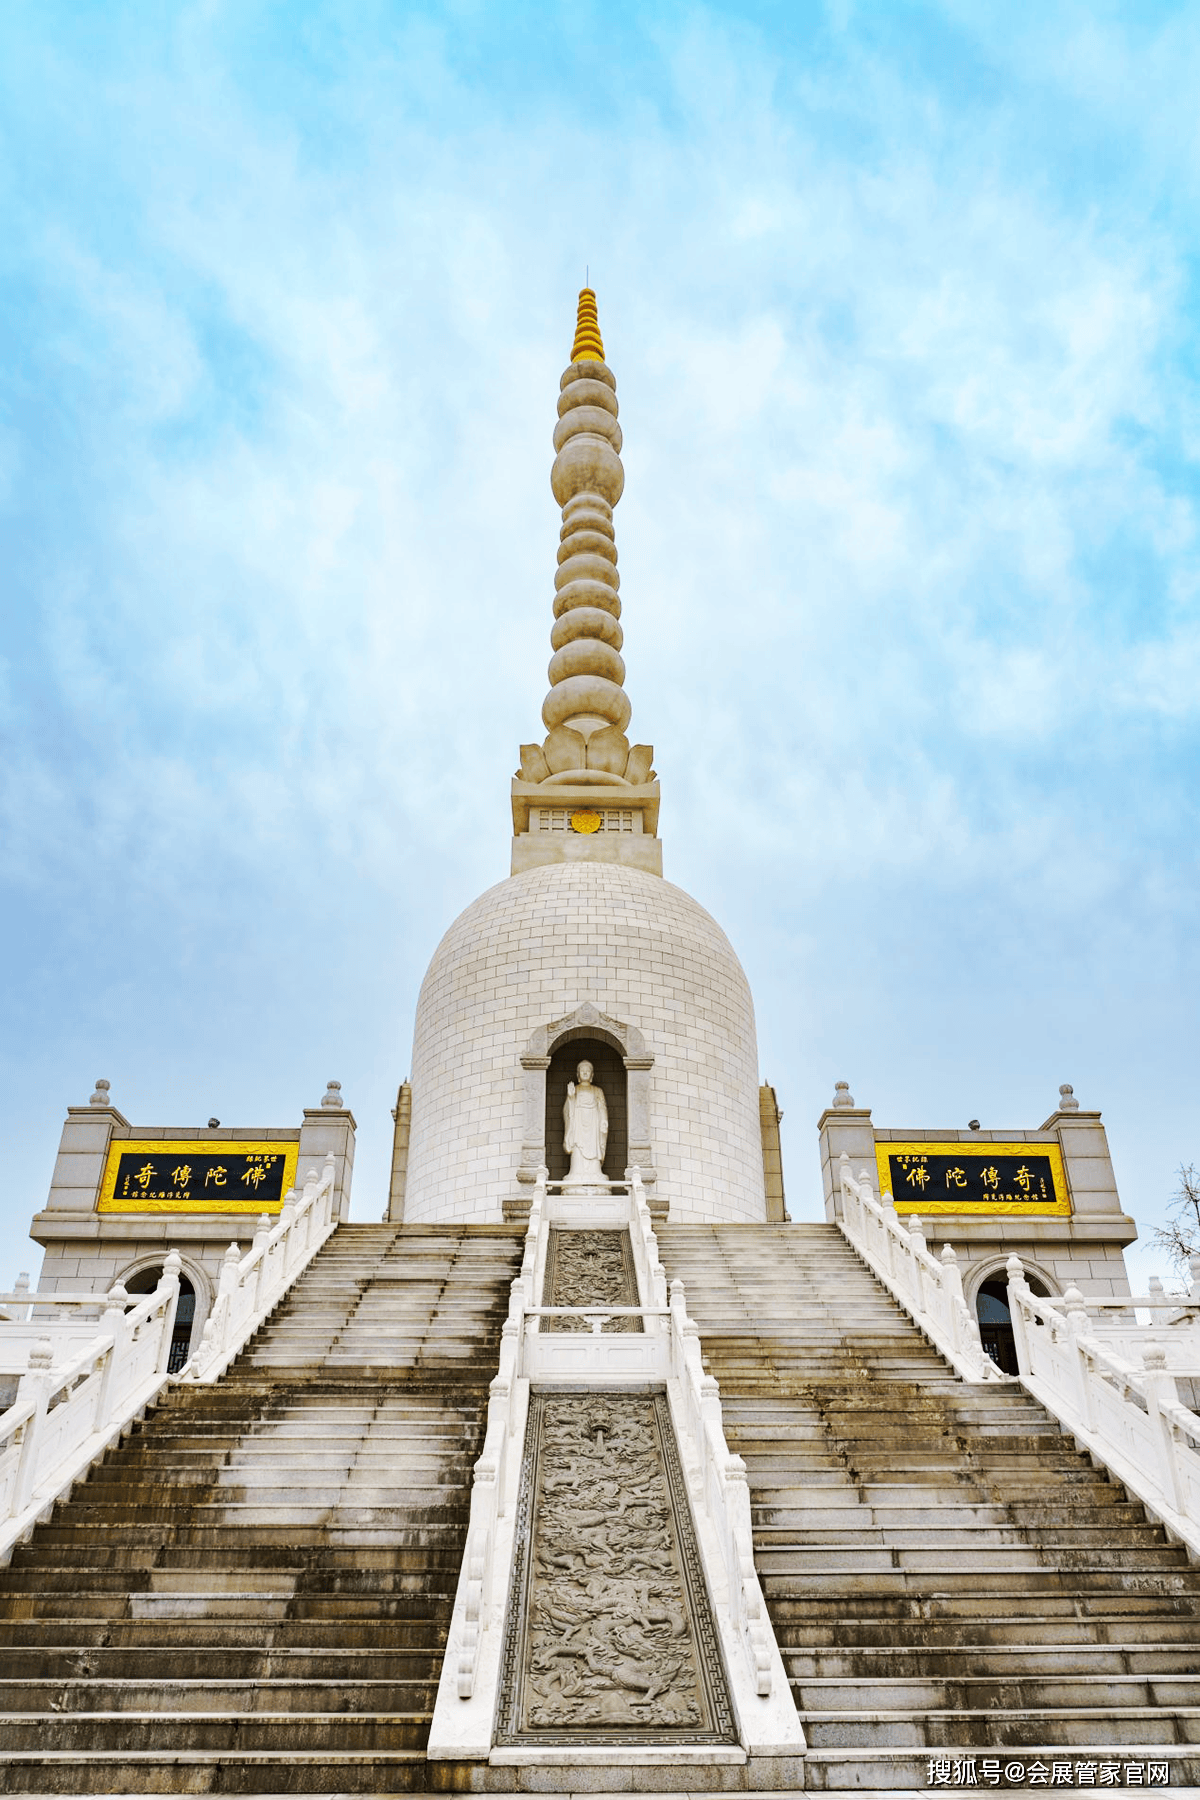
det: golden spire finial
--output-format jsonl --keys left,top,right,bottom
{"left": 570, "top": 286, "right": 605, "bottom": 363}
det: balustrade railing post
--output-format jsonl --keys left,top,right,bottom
{"left": 1142, "top": 1345, "right": 1187, "bottom": 1516}
{"left": 881, "top": 1190, "right": 899, "bottom": 1281}
{"left": 252, "top": 1213, "right": 272, "bottom": 1312}
{"left": 279, "top": 1182, "right": 302, "bottom": 1281}
{"left": 153, "top": 1251, "right": 182, "bottom": 1377}
{"left": 207, "top": 1242, "right": 241, "bottom": 1367}
{"left": 12, "top": 1341, "right": 55, "bottom": 1515}
{"left": 906, "top": 1214, "right": 927, "bottom": 1317}
{"left": 1006, "top": 1255, "right": 1033, "bottom": 1381}
{"left": 938, "top": 1244, "right": 962, "bottom": 1349}
{"left": 91, "top": 1284, "right": 130, "bottom": 1429}
{"left": 1062, "top": 1288, "right": 1097, "bottom": 1431}
{"left": 113, "top": 1299, "right": 137, "bottom": 1390}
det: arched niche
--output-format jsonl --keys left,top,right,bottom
{"left": 545, "top": 1035, "right": 628, "bottom": 1183}
{"left": 972, "top": 1260, "right": 1054, "bottom": 1378}
{"left": 120, "top": 1256, "right": 209, "bottom": 1374}
{"left": 517, "top": 1001, "right": 655, "bottom": 1193}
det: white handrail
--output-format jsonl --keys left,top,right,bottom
{"left": 0, "top": 1152, "right": 340, "bottom": 1563}
{"left": 835, "top": 1153, "right": 1005, "bottom": 1383}
{"left": 0, "top": 1293, "right": 113, "bottom": 1309}
{"left": 430, "top": 1165, "right": 803, "bottom": 1761}
{"left": 1082, "top": 1294, "right": 1200, "bottom": 1311}
{"left": 624, "top": 1167, "right": 780, "bottom": 1700}
{"left": 1006, "top": 1255, "right": 1200, "bottom": 1553}
{"left": 453, "top": 1170, "right": 543, "bottom": 1701}
{"left": 666, "top": 1272, "right": 777, "bottom": 1699}
{"left": 0, "top": 1259, "right": 181, "bottom": 1563}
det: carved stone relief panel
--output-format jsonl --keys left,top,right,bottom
{"left": 542, "top": 1229, "right": 641, "bottom": 1333}
{"left": 495, "top": 1390, "right": 735, "bottom": 1746}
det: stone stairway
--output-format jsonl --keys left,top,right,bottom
{"left": 0, "top": 1221, "right": 525, "bottom": 1794}
{"left": 657, "top": 1221, "right": 1200, "bottom": 1790}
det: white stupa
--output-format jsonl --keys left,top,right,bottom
{"left": 402, "top": 291, "right": 768, "bottom": 1226}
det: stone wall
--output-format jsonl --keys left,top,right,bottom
{"left": 818, "top": 1090, "right": 1136, "bottom": 1303}
{"left": 24, "top": 1088, "right": 357, "bottom": 1353}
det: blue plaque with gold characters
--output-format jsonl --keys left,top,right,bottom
{"left": 98, "top": 1140, "right": 300, "bottom": 1214}
{"left": 874, "top": 1141, "right": 1070, "bottom": 1217}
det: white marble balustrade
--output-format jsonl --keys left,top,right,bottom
{"left": 836, "top": 1153, "right": 1004, "bottom": 1383}
{"left": 0, "top": 1152, "right": 339, "bottom": 1563}
{"left": 0, "top": 1260, "right": 182, "bottom": 1564}
{"left": 836, "top": 1147, "right": 1200, "bottom": 1551}
{"left": 1007, "top": 1256, "right": 1200, "bottom": 1555}
{"left": 427, "top": 1166, "right": 804, "bottom": 1768}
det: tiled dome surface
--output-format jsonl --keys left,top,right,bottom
{"left": 404, "top": 861, "right": 766, "bottom": 1224}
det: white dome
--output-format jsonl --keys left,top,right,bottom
{"left": 404, "top": 861, "right": 766, "bottom": 1224}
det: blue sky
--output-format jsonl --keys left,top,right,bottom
{"left": 2, "top": 0, "right": 1199, "bottom": 1287}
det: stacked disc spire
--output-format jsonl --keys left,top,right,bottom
{"left": 523, "top": 288, "right": 650, "bottom": 783}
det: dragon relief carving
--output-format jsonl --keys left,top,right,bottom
{"left": 542, "top": 1229, "right": 641, "bottom": 1333}
{"left": 497, "top": 1391, "right": 734, "bottom": 1743}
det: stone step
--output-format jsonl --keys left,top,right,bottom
{"left": 0, "top": 1711, "right": 432, "bottom": 1750}
{"left": 0, "top": 1748, "right": 782, "bottom": 1795}
{"left": 123, "top": 1427, "right": 476, "bottom": 1448}
{"left": 853, "top": 1468, "right": 1113, "bottom": 1493}
{"left": 657, "top": 1220, "right": 1200, "bottom": 1773}
{"left": 0, "top": 1553, "right": 468, "bottom": 1592}
{"left": 106, "top": 1442, "right": 474, "bottom": 1465}
{"left": 786, "top": 1641, "right": 1200, "bottom": 1677}
{"left": 17, "top": 1519, "right": 469, "bottom": 1547}
{"left": 727, "top": 1413, "right": 1052, "bottom": 1435}
{"left": 0, "top": 1221, "right": 526, "bottom": 1793}
{"left": 776, "top": 1605, "right": 1200, "bottom": 1638}
{"left": 802, "top": 1746, "right": 1197, "bottom": 1790}
{"left": 801, "top": 1705, "right": 1200, "bottom": 1749}
{"left": 5, "top": 1548, "right": 467, "bottom": 1576}
{"left": 793, "top": 1673, "right": 1200, "bottom": 1710}
{"left": 750, "top": 1467, "right": 1114, "bottom": 1494}
{"left": 723, "top": 1389, "right": 1042, "bottom": 1407}
{"left": 0, "top": 1588, "right": 457, "bottom": 1620}
{"left": 48, "top": 1507, "right": 468, "bottom": 1533}
{"left": 760, "top": 1545, "right": 1193, "bottom": 1577}
{"left": 753, "top": 1502, "right": 1149, "bottom": 1529}
{"left": 53, "top": 1485, "right": 471, "bottom": 1511}
{"left": 252, "top": 1427, "right": 468, "bottom": 1462}
{"left": 754, "top": 1522, "right": 1168, "bottom": 1547}
{"left": 96, "top": 1453, "right": 469, "bottom": 1476}
{"left": 0, "top": 1678, "right": 434, "bottom": 1712}
{"left": 0, "top": 1648, "right": 436, "bottom": 1680}
{"left": 738, "top": 1450, "right": 1098, "bottom": 1473}
{"left": 764, "top": 1566, "right": 1200, "bottom": 1596}
{"left": 0, "top": 1619, "right": 450, "bottom": 1649}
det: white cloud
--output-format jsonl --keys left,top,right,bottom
{"left": 1, "top": 1, "right": 1198, "bottom": 1267}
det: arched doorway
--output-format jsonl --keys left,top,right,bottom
{"left": 976, "top": 1272, "right": 1049, "bottom": 1376}
{"left": 544, "top": 1035, "right": 628, "bottom": 1184}
{"left": 125, "top": 1266, "right": 196, "bottom": 1374}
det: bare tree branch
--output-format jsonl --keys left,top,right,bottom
{"left": 1150, "top": 1164, "right": 1200, "bottom": 1277}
